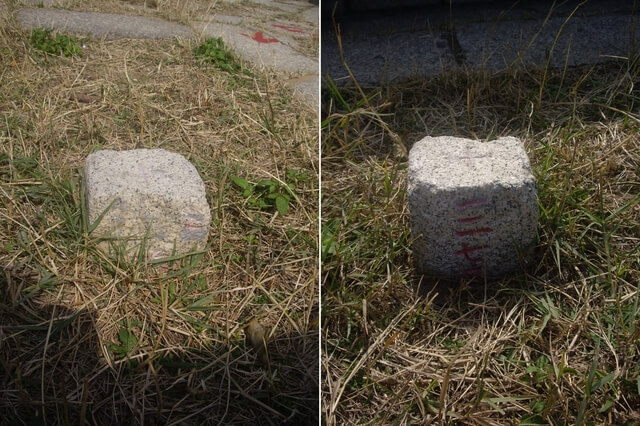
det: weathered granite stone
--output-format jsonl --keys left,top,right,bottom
{"left": 408, "top": 136, "right": 538, "bottom": 280}
{"left": 84, "top": 149, "right": 210, "bottom": 260}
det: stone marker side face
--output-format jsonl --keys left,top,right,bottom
{"left": 84, "top": 149, "right": 211, "bottom": 260}
{"left": 408, "top": 136, "right": 538, "bottom": 280}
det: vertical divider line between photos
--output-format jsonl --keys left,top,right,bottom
{"left": 317, "top": 3, "right": 323, "bottom": 423}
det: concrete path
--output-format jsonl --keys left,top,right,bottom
{"left": 11, "top": 0, "right": 318, "bottom": 109}
{"left": 322, "top": 0, "right": 640, "bottom": 86}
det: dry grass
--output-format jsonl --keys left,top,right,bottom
{"left": 21, "top": 0, "right": 224, "bottom": 25}
{"left": 321, "top": 40, "right": 640, "bottom": 426}
{"left": 0, "top": 5, "right": 318, "bottom": 425}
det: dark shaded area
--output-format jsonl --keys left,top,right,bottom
{"left": 0, "top": 277, "right": 318, "bottom": 425}
{"left": 322, "top": 0, "right": 639, "bottom": 86}
{"left": 324, "top": 0, "right": 634, "bottom": 20}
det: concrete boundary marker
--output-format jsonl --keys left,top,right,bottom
{"left": 84, "top": 149, "right": 211, "bottom": 261}
{"left": 408, "top": 136, "right": 538, "bottom": 280}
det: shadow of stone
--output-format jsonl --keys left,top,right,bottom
{"left": 412, "top": 266, "right": 539, "bottom": 311}
{"left": 234, "top": 331, "right": 319, "bottom": 425}
{"left": 0, "top": 300, "right": 102, "bottom": 424}
{"left": 411, "top": 235, "right": 544, "bottom": 309}
{"left": 0, "top": 285, "right": 319, "bottom": 424}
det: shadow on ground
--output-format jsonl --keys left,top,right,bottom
{"left": 0, "top": 274, "right": 318, "bottom": 425}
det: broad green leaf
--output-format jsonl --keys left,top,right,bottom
{"left": 118, "top": 328, "right": 138, "bottom": 351}
{"left": 275, "top": 195, "right": 289, "bottom": 215}
{"left": 232, "top": 176, "right": 250, "bottom": 189}
{"left": 256, "top": 179, "right": 275, "bottom": 187}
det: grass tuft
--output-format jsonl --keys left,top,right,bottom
{"left": 194, "top": 37, "right": 244, "bottom": 74}
{"left": 30, "top": 28, "right": 81, "bottom": 57}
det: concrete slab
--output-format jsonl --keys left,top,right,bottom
{"left": 349, "top": 0, "right": 439, "bottom": 12}
{"left": 249, "top": 0, "right": 306, "bottom": 14}
{"left": 209, "top": 14, "right": 246, "bottom": 26}
{"left": 322, "top": 0, "right": 640, "bottom": 85}
{"left": 300, "top": 7, "right": 318, "bottom": 24}
{"left": 195, "top": 21, "right": 317, "bottom": 74}
{"left": 22, "top": 0, "right": 64, "bottom": 6}
{"left": 265, "top": 20, "right": 315, "bottom": 53}
{"left": 269, "top": 19, "right": 315, "bottom": 35}
{"left": 322, "top": 29, "right": 453, "bottom": 85}
{"left": 201, "top": 1, "right": 318, "bottom": 106}
{"left": 17, "top": 8, "right": 195, "bottom": 39}
{"left": 458, "top": 14, "right": 640, "bottom": 72}
{"left": 285, "top": 74, "right": 318, "bottom": 110}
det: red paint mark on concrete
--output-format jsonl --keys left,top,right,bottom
{"left": 272, "top": 23, "right": 304, "bottom": 33}
{"left": 242, "top": 31, "right": 279, "bottom": 44}
{"left": 455, "top": 199, "right": 488, "bottom": 210}
{"left": 455, "top": 243, "right": 488, "bottom": 262}
{"left": 456, "top": 227, "right": 493, "bottom": 237}
{"left": 457, "top": 215, "right": 483, "bottom": 223}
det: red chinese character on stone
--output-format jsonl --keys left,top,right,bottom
{"left": 455, "top": 227, "right": 493, "bottom": 237}
{"left": 455, "top": 243, "right": 488, "bottom": 262}
{"left": 454, "top": 198, "right": 493, "bottom": 277}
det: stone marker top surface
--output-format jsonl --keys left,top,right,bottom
{"left": 84, "top": 148, "right": 211, "bottom": 259}
{"left": 84, "top": 149, "right": 206, "bottom": 201}
{"left": 409, "top": 136, "right": 534, "bottom": 189}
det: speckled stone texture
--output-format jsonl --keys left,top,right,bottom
{"left": 84, "top": 149, "right": 210, "bottom": 260}
{"left": 408, "top": 136, "right": 538, "bottom": 280}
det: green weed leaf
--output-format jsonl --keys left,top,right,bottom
{"left": 232, "top": 176, "right": 250, "bottom": 189}
{"left": 275, "top": 195, "right": 289, "bottom": 215}
{"left": 30, "top": 28, "right": 81, "bottom": 57}
{"left": 118, "top": 328, "right": 137, "bottom": 348}
{"left": 232, "top": 174, "right": 294, "bottom": 215}
{"left": 110, "top": 327, "right": 138, "bottom": 358}
{"left": 194, "top": 37, "right": 241, "bottom": 74}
